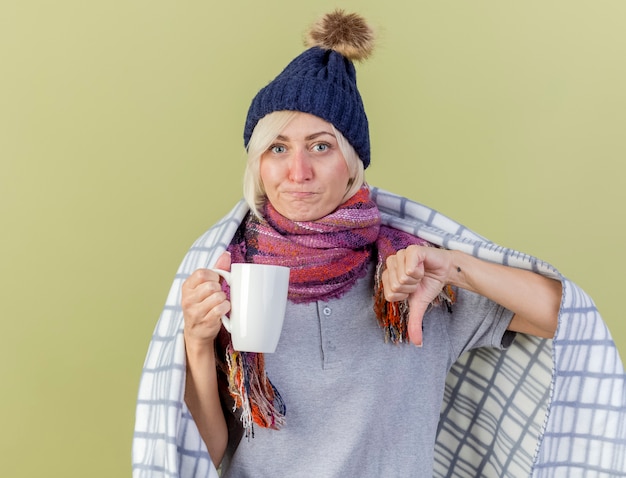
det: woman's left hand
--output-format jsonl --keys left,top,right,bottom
{"left": 383, "top": 244, "right": 561, "bottom": 345}
{"left": 382, "top": 245, "right": 453, "bottom": 346}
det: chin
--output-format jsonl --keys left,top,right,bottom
{"left": 287, "top": 213, "right": 321, "bottom": 222}
{"left": 280, "top": 208, "right": 326, "bottom": 222}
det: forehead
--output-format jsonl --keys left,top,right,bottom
{"left": 278, "top": 112, "right": 334, "bottom": 138}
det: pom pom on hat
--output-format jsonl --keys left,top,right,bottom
{"left": 306, "top": 9, "right": 375, "bottom": 61}
{"left": 244, "top": 10, "right": 375, "bottom": 168}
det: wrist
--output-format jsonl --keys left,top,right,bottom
{"left": 184, "top": 335, "right": 217, "bottom": 364}
{"left": 447, "top": 250, "right": 472, "bottom": 290}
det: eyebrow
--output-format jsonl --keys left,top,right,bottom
{"left": 275, "top": 131, "right": 335, "bottom": 141}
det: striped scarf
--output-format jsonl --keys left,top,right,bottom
{"left": 222, "top": 187, "right": 453, "bottom": 435}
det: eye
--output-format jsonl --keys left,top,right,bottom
{"left": 269, "top": 144, "right": 286, "bottom": 154}
{"left": 312, "top": 143, "right": 329, "bottom": 152}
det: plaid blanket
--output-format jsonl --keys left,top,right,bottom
{"left": 132, "top": 187, "right": 626, "bottom": 477}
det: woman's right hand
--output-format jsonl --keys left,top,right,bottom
{"left": 181, "top": 251, "right": 232, "bottom": 346}
{"left": 182, "top": 251, "right": 232, "bottom": 465}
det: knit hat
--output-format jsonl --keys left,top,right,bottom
{"left": 243, "top": 10, "right": 375, "bottom": 168}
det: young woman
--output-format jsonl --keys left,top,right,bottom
{"left": 133, "top": 10, "right": 626, "bottom": 478}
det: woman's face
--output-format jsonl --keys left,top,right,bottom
{"left": 260, "top": 113, "right": 351, "bottom": 222}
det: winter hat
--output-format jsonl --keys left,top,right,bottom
{"left": 243, "top": 10, "right": 375, "bottom": 168}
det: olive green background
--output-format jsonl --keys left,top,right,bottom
{"left": 2, "top": 1, "right": 625, "bottom": 476}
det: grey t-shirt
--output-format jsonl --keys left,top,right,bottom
{"left": 222, "top": 265, "right": 514, "bottom": 477}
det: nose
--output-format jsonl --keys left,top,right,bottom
{"left": 288, "top": 149, "right": 313, "bottom": 182}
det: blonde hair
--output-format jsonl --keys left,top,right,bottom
{"left": 243, "top": 111, "right": 365, "bottom": 217}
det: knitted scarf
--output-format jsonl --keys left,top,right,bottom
{"left": 221, "top": 187, "right": 454, "bottom": 436}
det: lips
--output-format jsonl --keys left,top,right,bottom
{"left": 283, "top": 191, "right": 318, "bottom": 198}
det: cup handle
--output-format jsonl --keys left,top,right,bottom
{"left": 209, "top": 268, "right": 232, "bottom": 333}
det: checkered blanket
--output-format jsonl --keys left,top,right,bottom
{"left": 132, "top": 187, "right": 626, "bottom": 477}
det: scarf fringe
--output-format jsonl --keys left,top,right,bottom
{"left": 226, "top": 344, "right": 286, "bottom": 437}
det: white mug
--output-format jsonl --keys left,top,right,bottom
{"left": 211, "top": 263, "right": 290, "bottom": 353}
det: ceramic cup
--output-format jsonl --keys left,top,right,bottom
{"left": 211, "top": 263, "right": 290, "bottom": 353}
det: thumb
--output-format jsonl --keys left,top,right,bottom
{"left": 407, "top": 292, "right": 429, "bottom": 347}
{"left": 213, "top": 250, "right": 232, "bottom": 272}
